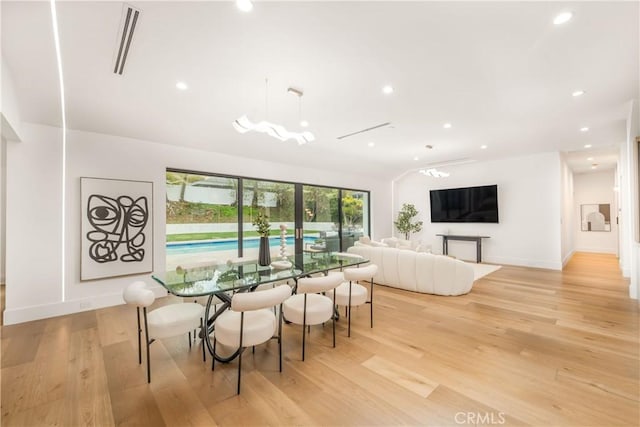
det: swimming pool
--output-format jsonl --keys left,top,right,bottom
{"left": 167, "top": 236, "right": 317, "bottom": 254}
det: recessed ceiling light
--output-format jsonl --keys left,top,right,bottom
{"left": 572, "top": 90, "right": 585, "bottom": 97}
{"left": 413, "top": 156, "right": 419, "bottom": 161}
{"left": 443, "top": 123, "right": 452, "bottom": 129}
{"left": 553, "top": 12, "right": 573, "bottom": 25}
{"left": 587, "top": 157, "right": 594, "bottom": 161}
{"left": 584, "top": 144, "right": 592, "bottom": 148}
{"left": 176, "top": 81, "right": 188, "bottom": 90}
{"left": 424, "top": 144, "right": 433, "bottom": 150}
{"left": 382, "top": 85, "right": 394, "bottom": 94}
{"left": 580, "top": 127, "right": 589, "bottom": 132}
{"left": 591, "top": 164, "right": 598, "bottom": 169}
{"left": 480, "top": 145, "right": 488, "bottom": 149}
{"left": 300, "top": 120, "right": 309, "bottom": 127}
{"left": 368, "top": 142, "right": 375, "bottom": 147}
{"left": 236, "top": 0, "right": 253, "bottom": 12}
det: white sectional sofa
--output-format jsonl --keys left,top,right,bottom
{"left": 346, "top": 245, "right": 474, "bottom": 296}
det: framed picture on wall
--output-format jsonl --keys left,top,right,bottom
{"left": 81, "top": 177, "right": 153, "bottom": 280}
{"left": 580, "top": 203, "right": 611, "bottom": 232}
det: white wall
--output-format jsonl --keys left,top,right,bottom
{"left": 560, "top": 153, "right": 575, "bottom": 266}
{"left": 393, "top": 152, "right": 562, "bottom": 269}
{"left": 3, "top": 123, "right": 392, "bottom": 324}
{"left": 0, "top": 137, "right": 5, "bottom": 284}
{"left": 618, "top": 99, "right": 639, "bottom": 299}
{"left": 5, "top": 124, "right": 63, "bottom": 317}
{"left": 1, "top": 56, "right": 23, "bottom": 142}
{"left": 623, "top": 98, "right": 639, "bottom": 299}
{"left": 573, "top": 171, "right": 618, "bottom": 254}
{"left": 1, "top": 56, "right": 24, "bottom": 286}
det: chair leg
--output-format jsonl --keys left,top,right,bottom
{"left": 348, "top": 281, "right": 353, "bottom": 338}
{"left": 201, "top": 318, "right": 206, "bottom": 362}
{"left": 332, "top": 292, "right": 336, "bottom": 348}
{"left": 136, "top": 307, "right": 142, "bottom": 365}
{"left": 237, "top": 312, "right": 244, "bottom": 395}
{"left": 370, "top": 278, "right": 374, "bottom": 328}
{"left": 212, "top": 336, "right": 216, "bottom": 371}
{"left": 143, "top": 307, "right": 151, "bottom": 384}
{"left": 188, "top": 331, "right": 192, "bottom": 348}
{"left": 278, "top": 302, "right": 284, "bottom": 372}
{"left": 302, "top": 294, "right": 307, "bottom": 361}
{"left": 237, "top": 348, "right": 243, "bottom": 395}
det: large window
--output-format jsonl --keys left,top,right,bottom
{"left": 303, "top": 185, "right": 340, "bottom": 252}
{"left": 341, "top": 190, "right": 369, "bottom": 250}
{"left": 242, "top": 179, "right": 295, "bottom": 260}
{"left": 165, "top": 169, "right": 370, "bottom": 268}
{"left": 166, "top": 172, "right": 239, "bottom": 270}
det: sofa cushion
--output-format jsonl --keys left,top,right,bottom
{"left": 397, "top": 250, "right": 417, "bottom": 292}
{"left": 415, "top": 253, "right": 436, "bottom": 294}
{"left": 359, "top": 235, "right": 372, "bottom": 245}
{"left": 347, "top": 245, "right": 473, "bottom": 296}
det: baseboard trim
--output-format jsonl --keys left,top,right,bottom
{"left": 562, "top": 250, "right": 575, "bottom": 267}
{"left": 484, "top": 256, "right": 562, "bottom": 271}
{"left": 3, "top": 285, "right": 167, "bottom": 325}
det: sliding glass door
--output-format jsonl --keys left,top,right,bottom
{"left": 165, "top": 169, "right": 370, "bottom": 267}
{"left": 300, "top": 185, "right": 340, "bottom": 253}
{"left": 341, "top": 190, "right": 369, "bottom": 250}
{"left": 242, "top": 179, "right": 295, "bottom": 260}
{"left": 165, "top": 172, "right": 239, "bottom": 270}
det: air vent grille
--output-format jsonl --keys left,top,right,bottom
{"left": 113, "top": 5, "right": 141, "bottom": 75}
{"left": 420, "top": 158, "right": 476, "bottom": 168}
{"left": 336, "top": 122, "right": 392, "bottom": 140}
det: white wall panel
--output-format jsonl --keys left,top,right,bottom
{"left": 393, "top": 152, "right": 562, "bottom": 269}
{"left": 5, "top": 124, "right": 63, "bottom": 320}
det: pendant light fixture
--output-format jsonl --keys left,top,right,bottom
{"left": 232, "top": 79, "right": 315, "bottom": 145}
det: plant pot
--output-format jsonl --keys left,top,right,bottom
{"left": 258, "top": 236, "right": 271, "bottom": 266}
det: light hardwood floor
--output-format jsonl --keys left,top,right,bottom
{"left": 2, "top": 252, "right": 638, "bottom": 426}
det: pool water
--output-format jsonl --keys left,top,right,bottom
{"left": 167, "top": 236, "right": 316, "bottom": 254}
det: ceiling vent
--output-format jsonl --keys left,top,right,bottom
{"left": 113, "top": 4, "right": 141, "bottom": 75}
{"left": 336, "top": 122, "right": 392, "bottom": 140}
{"left": 420, "top": 158, "right": 476, "bottom": 168}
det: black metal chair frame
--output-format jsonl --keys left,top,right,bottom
{"left": 135, "top": 306, "right": 205, "bottom": 383}
{"left": 211, "top": 301, "right": 286, "bottom": 395}
{"left": 345, "top": 274, "right": 374, "bottom": 337}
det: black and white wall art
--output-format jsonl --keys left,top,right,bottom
{"left": 81, "top": 177, "right": 153, "bottom": 280}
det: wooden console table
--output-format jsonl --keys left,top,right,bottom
{"left": 436, "top": 234, "right": 490, "bottom": 263}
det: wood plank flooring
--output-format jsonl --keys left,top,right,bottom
{"left": 2, "top": 252, "right": 638, "bottom": 426}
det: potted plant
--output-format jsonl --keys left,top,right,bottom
{"left": 394, "top": 203, "right": 423, "bottom": 240}
{"left": 253, "top": 212, "right": 271, "bottom": 266}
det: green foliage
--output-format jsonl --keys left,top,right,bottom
{"left": 303, "top": 187, "right": 339, "bottom": 223}
{"left": 166, "top": 201, "right": 238, "bottom": 224}
{"left": 252, "top": 211, "right": 271, "bottom": 237}
{"left": 394, "top": 203, "right": 423, "bottom": 240}
{"left": 342, "top": 194, "right": 363, "bottom": 227}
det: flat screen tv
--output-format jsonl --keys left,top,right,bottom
{"left": 430, "top": 185, "right": 499, "bottom": 223}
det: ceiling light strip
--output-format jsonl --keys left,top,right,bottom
{"left": 50, "top": 0, "right": 67, "bottom": 300}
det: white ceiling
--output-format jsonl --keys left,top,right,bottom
{"left": 2, "top": 1, "right": 638, "bottom": 179}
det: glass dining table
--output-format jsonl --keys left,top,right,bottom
{"left": 152, "top": 251, "right": 368, "bottom": 362}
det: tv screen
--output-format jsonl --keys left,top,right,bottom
{"left": 430, "top": 185, "right": 499, "bottom": 223}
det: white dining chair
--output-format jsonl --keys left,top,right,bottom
{"left": 211, "top": 284, "right": 292, "bottom": 394}
{"left": 282, "top": 272, "right": 343, "bottom": 361}
{"left": 331, "top": 264, "right": 378, "bottom": 337}
{"left": 123, "top": 281, "right": 205, "bottom": 383}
